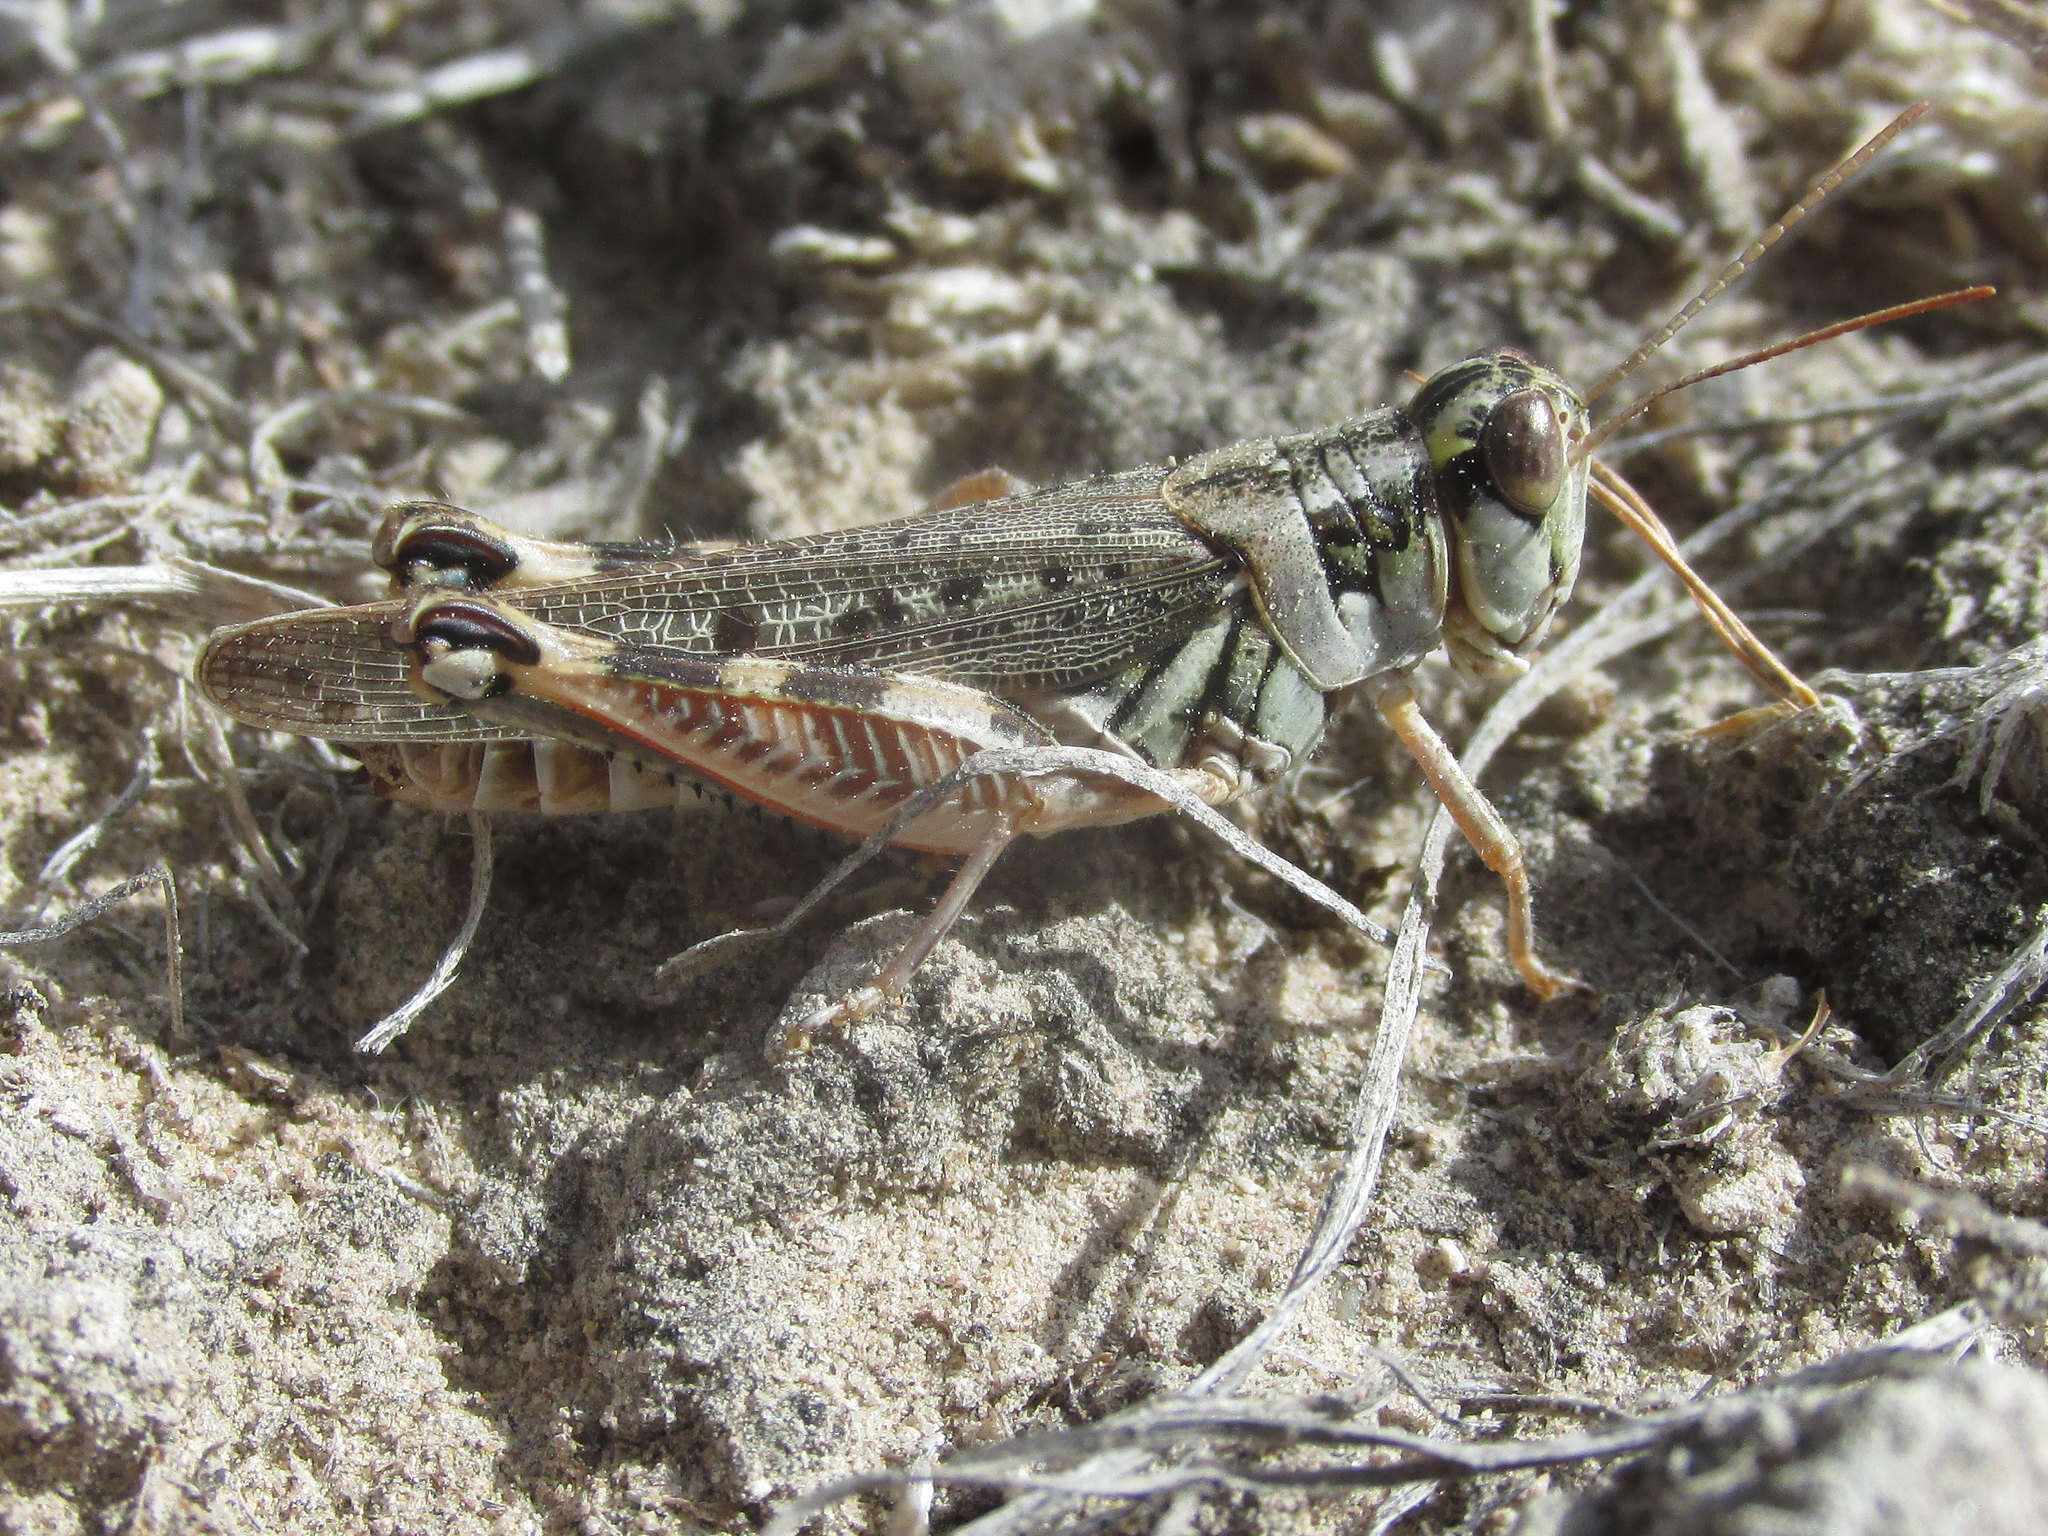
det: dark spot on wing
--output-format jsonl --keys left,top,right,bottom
{"left": 713, "top": 606, "right": 759, "bottom": 653}
{"left": 939, "top": 575, "right": 986, "bottom": 607}
{"left": 1040, "top": 565, "right": 1074, "bottom": 592}
{"left": 834, "top": 606, "right": 878, "bottom": 637}
{"left": 872, "top": 588, "right": 911, "bottom": 627}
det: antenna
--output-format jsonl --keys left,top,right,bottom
{"left": 1575, "top": 286, "right": 1993, "bottom": 464}
{"left": 1564, "top": 102, "right": 1993, "bottom": 711}
{"left": 1578, "top": 102, "right": 1933, "bottom": 424}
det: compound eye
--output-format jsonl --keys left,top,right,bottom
{"left": 1479, "top": 389, "right": 1567, "bottom": 518}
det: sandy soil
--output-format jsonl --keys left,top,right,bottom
{"left": 1, "top": 3, "right": 2045, "bottom": 1532}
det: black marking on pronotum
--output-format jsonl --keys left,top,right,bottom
{"left": 1322, "top": 438, "right": 1414, "bottom": 551}
{"left": 1390, "top": 451, "right": 1431, "bottom": 545}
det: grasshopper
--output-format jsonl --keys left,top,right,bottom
{"left": 195, "top": 106, "right": 1980, "bottom": 1042}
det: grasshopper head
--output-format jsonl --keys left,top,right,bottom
{"left": 1408, "top": 350, "right": 1589, "bottom": 678}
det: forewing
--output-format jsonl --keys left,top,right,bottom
{"left": 198, "top": 473, "right": 1237, "bottom": 745}
{"left": 197, "top": 601, "right": 525, "bottom": 743}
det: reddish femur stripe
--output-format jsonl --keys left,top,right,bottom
{"left": 360, "top": 679, "right": 1047, "bottom": 852}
